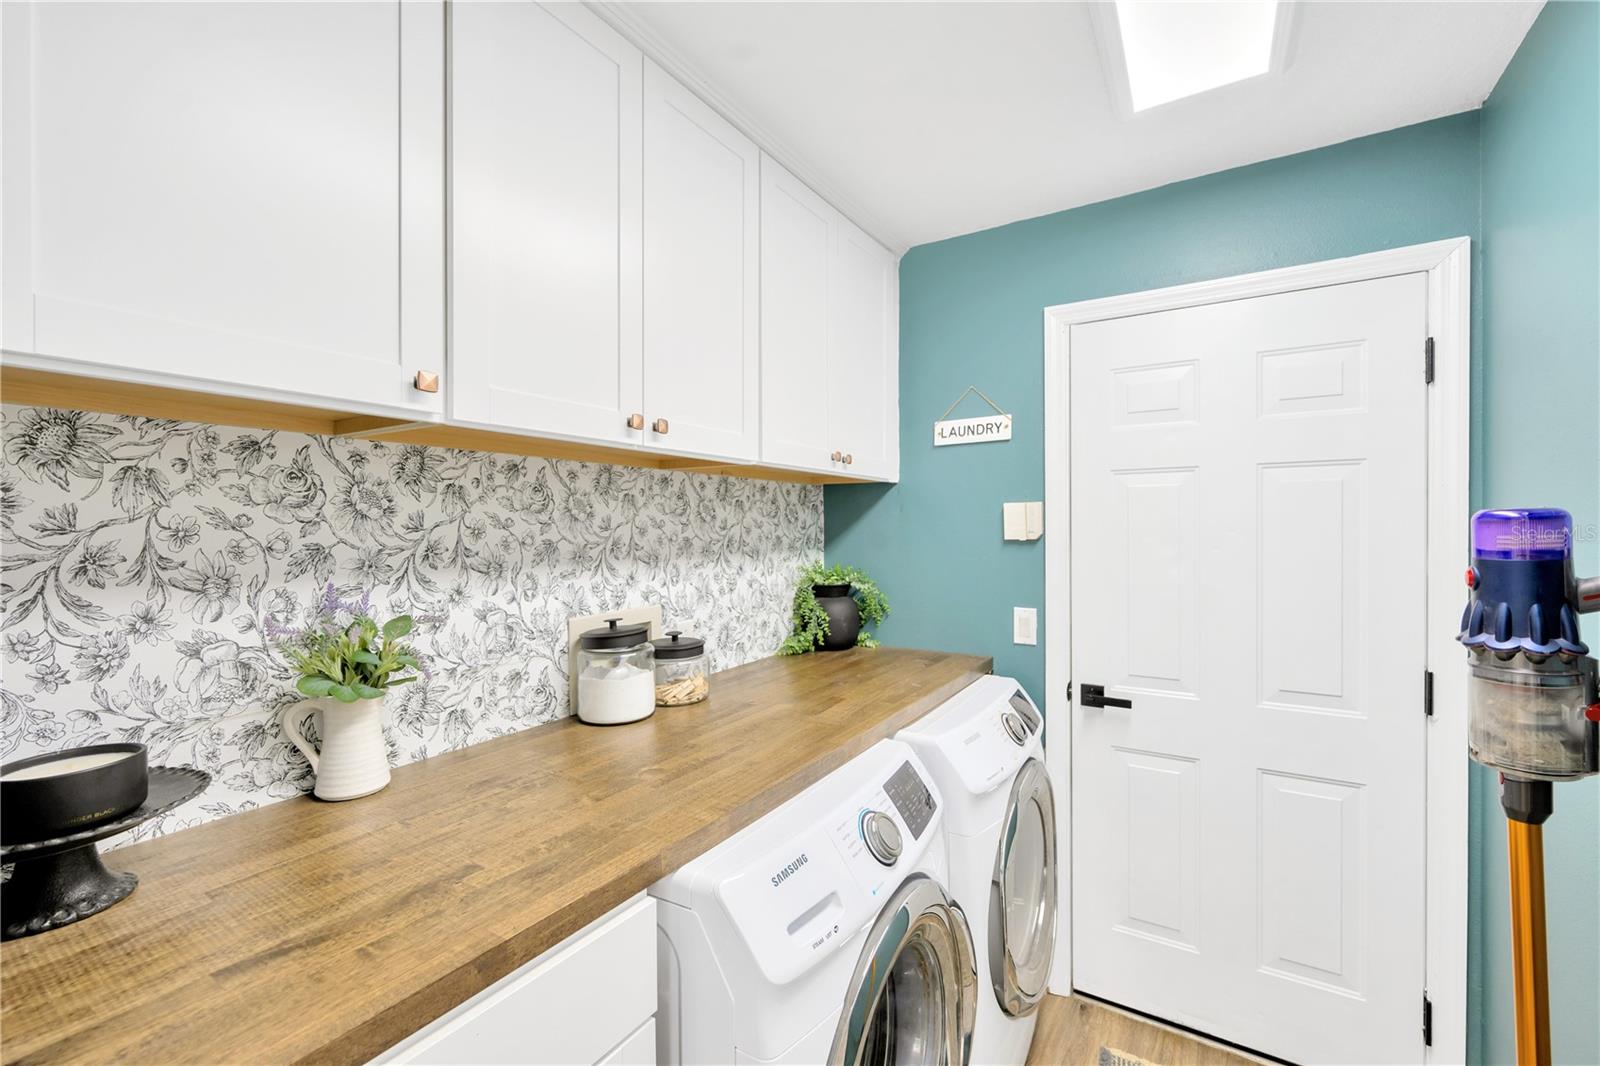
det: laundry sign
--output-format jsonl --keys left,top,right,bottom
{"left": 933, "top": 385, "right": 1013, "bottom": 447}
{"left": 933, "top": 413, "right": 1012, "bottom": 446}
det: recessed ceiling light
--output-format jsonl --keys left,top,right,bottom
{"left": 1111, "top": 1, "right": 1283, "bottom": 112}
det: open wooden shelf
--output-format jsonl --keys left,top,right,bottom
{"left": 0, "top": 365, "right": 865, "bottom": 486}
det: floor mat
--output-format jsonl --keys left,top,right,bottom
{"left": 1098, "top": 1048, "right": 1160, "bottom": 1066}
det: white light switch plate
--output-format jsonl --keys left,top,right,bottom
{"left": 1013, "top": 606, "right": 1038, "bottom": 646}
{"left": 1003, "top": 502, "right": 1027, "bottom": 540}
{"left": 1003, "top": 501, "right": 1044, "bottom": 541}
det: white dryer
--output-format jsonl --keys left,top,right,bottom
{"left": 652, "top": 739, "right": 978, "bottom": 1065}
{"left": 898, "top": 676, "right": 1057, "bottom": 1066}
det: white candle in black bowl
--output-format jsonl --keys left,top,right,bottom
{"left": 1, "top": 750, "right": 137, "bottom": 781}
{"left": 0, "top": 743, "right": 149, "bottom": 845}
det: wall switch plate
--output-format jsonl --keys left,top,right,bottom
{"left": 1013, "top": 606, "right": 1038, "bottom": 645}
{"left": 1003, "top": 502, "right": 1026, "bottom": 540}
{"left": 566, "top": 605, "right": 662, "bottom": 710}
{"left": 1003, "top": 502, "right": 1044, "bottom": 541}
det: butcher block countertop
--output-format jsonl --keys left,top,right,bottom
{"left": 0, "top": 648, "right": 991, "bottom": 1066}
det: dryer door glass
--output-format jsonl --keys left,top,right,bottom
{"left": 990, "top": 757, "right": 1058, "bottom": 1017}
{"left": 833, "top": 876, "right": 977, "bottom": 1066}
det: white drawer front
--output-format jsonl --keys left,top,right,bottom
{"left": 598, "top": 1018, "right": 656, "bottom": 1066}
{"left": 379, "top": 895, "right": 656, "bottom": 1065}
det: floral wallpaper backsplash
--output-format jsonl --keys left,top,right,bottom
{"left": 0, "top": 404, "right": 822, "bottom": 843}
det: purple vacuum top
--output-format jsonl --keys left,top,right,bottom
{"left": 1471, "top": 508, "right": 1572, "bottom": 560}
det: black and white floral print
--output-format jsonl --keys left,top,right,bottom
{"left": 0, "top": 405, "right": 822, "bottom": 843}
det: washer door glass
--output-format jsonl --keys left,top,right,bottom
{"left": 990, "top": 758, "right": 1057, "bottom": 1017}
{"left": 834, "top": 876, "right": 977, "bottom": 1066}
{"left": 858, "top": 932, "right": 944, "bottom": 1066}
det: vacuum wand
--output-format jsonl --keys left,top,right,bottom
{"left": 1460, "top": 509, "right": 1599, "bottom": 1066}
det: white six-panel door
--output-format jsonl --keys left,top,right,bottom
{"left": 1069, "top": 274, "right": 1429, "bottom": 1065}
{"left": 449, "top": 2, "right": 643, "bottom": 445}
{"left": 641, "top": 60, "right": 760, "bottom": 461}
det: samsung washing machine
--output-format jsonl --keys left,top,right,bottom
{"left": 651, "top": 739, "right": 978, "bottom": 1065}
{"left": 898, "top": 676, "right": 1057, "bottom": 1066}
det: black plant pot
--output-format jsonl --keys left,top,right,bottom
{"left": 814, "top": 584, "right": 861, "bottom": 651}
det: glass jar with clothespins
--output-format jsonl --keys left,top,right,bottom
{"left": 651, "top": 630, "right": 709, "bottom": 706}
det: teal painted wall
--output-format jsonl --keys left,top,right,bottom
{"left": 827, "top": 6, "right": 1599, "bottom": 1057}
{"left": 827, "top": 108, "right": 1483, "bottom": 701}
{"left": 1478, "top": 3, "right": 1600, "bottom": 1063}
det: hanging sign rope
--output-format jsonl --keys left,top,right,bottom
{"left": 933, "top": 385, "right": 1013, "bottom": 446}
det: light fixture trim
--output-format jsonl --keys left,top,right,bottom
{"left": 1090, "top": 1, "right": 1297, "bottom": 117}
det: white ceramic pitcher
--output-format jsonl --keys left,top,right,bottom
{"left": 280, "top": 697, "right": 391, "bottom": 801}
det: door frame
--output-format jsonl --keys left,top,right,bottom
{"left": 1042, "top": 237, "right": 1472, "bottom": 1065}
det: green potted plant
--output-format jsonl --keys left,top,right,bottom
{"left": 268, "top": 584, "right": 424, "bottom": 801}
{"left": 779, "top": 562, "right": 889, "bottom": 655}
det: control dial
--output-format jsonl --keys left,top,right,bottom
{"left": 860, "top": 810, "right": 903, "bottom": 866}
{"left": 1001, "top": 710, "right": 1029, "bottom": 745}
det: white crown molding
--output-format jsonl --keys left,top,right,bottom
{"left": 586, "top": 1, "right": 909, "bottom": 257}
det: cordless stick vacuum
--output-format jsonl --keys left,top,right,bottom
{"left": 1459, "top": 509, "right": 1600, "bottom": 1066}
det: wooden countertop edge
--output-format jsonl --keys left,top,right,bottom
{"left": 311, "top": 657, "right": 989, "bottom": 1066}
{"left": 2, "top": 651, "right": 993, "bottom": 1066}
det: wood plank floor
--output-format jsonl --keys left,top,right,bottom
{"left": 1026, "top": 995, "right": 1266, "bottom": 1066}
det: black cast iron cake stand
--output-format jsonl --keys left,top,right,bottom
{"left": 1, "top": 766, "right": 209, "bottom": 940}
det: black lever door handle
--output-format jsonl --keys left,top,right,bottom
{"left": 1080, "top": 684, "right": 1132, "bottom": 709}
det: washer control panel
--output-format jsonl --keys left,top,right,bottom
{"left": 712, "top": 743, "right": 944, "bottom": 986}
{"left": 883, "top": 760, "right": 937, "bottom": 840}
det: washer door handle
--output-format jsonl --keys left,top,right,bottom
{"left": 1080, "top": 684, "right": 1132, "bottom": 709}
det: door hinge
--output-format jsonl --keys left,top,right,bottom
{"left": 1423, "top": 994, "right": 1433, "bottom": 1046}
{"left": 1424, "top": 337, "right": 1436, "bottom": 384}
{"left": 1424, "top": 670, "right": 1435, "bottom": 717}
{"left": 1066, "top": 681, "right": 1073, "bottom": 703}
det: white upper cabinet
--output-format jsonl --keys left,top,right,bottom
{"left": 828, "top": 219, "right": 899, "bottom": 481}
{"left": 759, "top": 158, "right": 836, "bottom": 471}
{"left": 760, "top": 155, "right": 899, "bottom": 481}
{"left": 641, "top": 60, "right": 760, "bottom": 461}
{"left": 449, "top": 2, "right": 643, "bottom": 445}
{"left": 1, "top": 1, "right": 445, "bottom": 418}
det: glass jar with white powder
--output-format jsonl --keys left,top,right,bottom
{"left": 576, "top": 618, "right": 656, "bottom": 725}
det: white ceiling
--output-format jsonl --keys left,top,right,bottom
{"left": 603, "top": 1, "right": 1542, "bottom": 253}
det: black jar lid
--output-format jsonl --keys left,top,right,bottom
{"left": 579, "top": 617, "right": 651, "bottom": 651}
{"left": 650, "top": 630, "right": 705, "bottom": 660}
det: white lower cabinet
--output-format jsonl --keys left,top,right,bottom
{"left": 374, "top": 895, "right": 656, "bottom": 1066}
{"left": 597, "top": 1019, "right": 656, "bottom": 1066}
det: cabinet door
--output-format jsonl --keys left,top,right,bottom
{"left": 641, "top": 61, "right": 759, "bottom": 462}
{"left": 450, "top": 2, "right": 642, "bottom": 445}
{"left": 828, "top": 220, "right": 899, "bottom": 481}
{"left": 378, "top": 896, "right": 656, "bottom": 1065}
{"left": 1, "top": 1, "right": 444, "bottom": 418}
{"left": 758, "top": 155, "right": 834, "bottom": 472}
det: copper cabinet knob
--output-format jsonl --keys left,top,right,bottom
{"left": 831, "top": 451, "right": 844, "bottom": 462}
{"left": 843, "top": 454, "right": 854, "bottom": 465}
{"left": 413, "top": 370, "right": 440, "bottom": 394}
{"left": 652, "top": 418, "right": 670, "bottom": 434}
{"left": 627, "top": 412, "right": 645, "bottom": 431}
